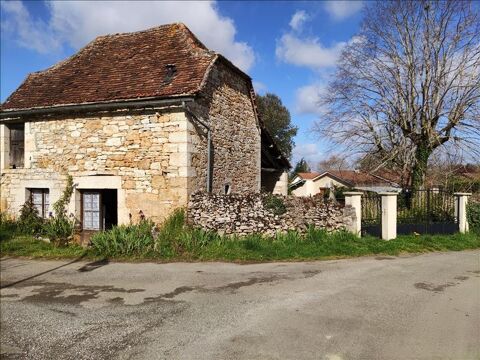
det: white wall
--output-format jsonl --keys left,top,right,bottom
{"left": 291, "top": 175, "right": 349, "bottom": 197}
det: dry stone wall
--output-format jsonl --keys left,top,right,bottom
{"left": 187, "top": 192, "right": 357, "bottom": 236}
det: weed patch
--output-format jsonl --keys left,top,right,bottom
{"left": 2, "top": 209, "right": 479, "bottom": 262}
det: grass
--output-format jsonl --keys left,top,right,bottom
{"left": 1, "top": 229, "right": 478, "bottom": 262}
{"left": 2, "top": 208, "right": 479, "bottom": 262}
{"left": 1, "top": 236, "right": 88, "bottom": 259}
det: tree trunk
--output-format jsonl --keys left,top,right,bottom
{"left": 411, "top": 143, "right": 431, "bottom": 190}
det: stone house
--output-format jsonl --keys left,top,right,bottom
{"left": 0, "top": 23, "right": 289, "bottom": 231}
{"left": 290, "top": 170, "right": 400, "bottom": 197}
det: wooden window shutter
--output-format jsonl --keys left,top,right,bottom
{"left": 9, "top": 124, "right": 25, "bottom": 168}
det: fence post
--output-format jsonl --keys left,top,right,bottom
{"left": 344, "top": 192, "right": 362, "bottom": 237}
{"left": 379, "top": 192, "right": 397, "bottom": 240}
{"left": 454, "top": 193, "right": 471, "bottom": 233}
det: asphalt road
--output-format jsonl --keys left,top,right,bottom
{"left": 1, "top": 251, "right": 479, "bottom": 360}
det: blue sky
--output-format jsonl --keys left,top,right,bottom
{"left": 1, "top": 0, "right": 364, "bottom": 167}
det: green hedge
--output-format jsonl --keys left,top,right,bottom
{"left": 467, "top": 202, "right": 480, "bottom": 232}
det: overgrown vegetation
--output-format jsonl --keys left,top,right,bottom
{"left": 2, "top": 209, "right": 479, "bottom": 261}
{"left": 467, "top": 202, "right": 480, "bottom": 233}
{"left": 0, "top": 213, "right": 18, "bottom": 242}
{"left": 46, "top": 175, "right": 75, "bottom": 246}
{"left": 0, "top": 175, "right": 75, "bottom": 245}
{"left": 91, "top": 220, "right": 156, "bottom": 257}
{"left": 18, "top": 200, "right": 44, "bottom": 235}
{"left": 262, "top": 193, "right": 287, "bottom": 215}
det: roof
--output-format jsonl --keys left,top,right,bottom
{"left": 1, "top": 23, "right": 217, "bottom": 111}
{"left": 326, "top": 170, "right": 397, "bottom": 187}
{"left": 1, "top": 23, "right": 292, "bottom": 168}
{"left": 296, "top": 172, "right": 321, "bottom": 180}
{"left": 295, "top": 170, "right": 399, "bottom": 187}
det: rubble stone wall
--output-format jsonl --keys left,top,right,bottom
{"left": 0, "top": 108, "right": 191, "bottom": 223}
{"left": 188, "top": 59, "right": 261, "bottom": 195}
{"left": 187, "top": 192, "right": 357, "bottom": 236}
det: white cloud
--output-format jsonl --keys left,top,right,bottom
{"left": 276, "top": 33, "right": 346, "bottom": 70}
{"left": 253, "top": 81, "right": 267, "bottom": 94}
{"left": 292, "top": 143, "right": 322, "bottom": 165}
{"left": 1, "top": 0, "right": 255, "bottom": 72}
{"left": 295, "top": 84, "right": 328, "bottom": 115}
{"left": 324, "top": 1, "right": 363, "bottom": 21}
{"left": 289, "top": 10, "right": 308, "bottom": 32}
{"left": 0, "top": 1, "right": 61, "bottom": 53}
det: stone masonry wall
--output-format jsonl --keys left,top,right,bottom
{"left": 188, "top": 59, "right": 261, "bottom": 194}
{"left": 1, "top": 60, "right": 263, "bottom": 224}
{"left": 0, "top": 108, "right": 192, "bottom": 223}
{"left": 187, "top": 192, "right": 357, "bottom": 236}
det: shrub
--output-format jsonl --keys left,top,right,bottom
{"left": 155, "top": 209, "right": 204, "bottom": 256}
{"left": 91, "top": 219, "right": 155, "bottom": 257}
{"left": 467, "top": 202, "right": 480, "bottom": 232}
{"left": 45, "top": 174, "right": 76, "bottom": 246}
{"left": 0, "top": 213, "right": 18, "bottom": 242}
{"left": 18, "top": 199, "right": 44, "bottom": 235}
{"left": 53, "top": 175, "right": 74, "bottom": 218}
{"left": 262, "top": 193, "right": 286, "bottom": 215}
{"left": 43, "top": 216, "right": 75, "bottom": 246}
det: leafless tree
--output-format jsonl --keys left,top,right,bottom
{"left": 317, "top": 154, "right": 350, "bottom": 172}
{"left": 314, "top": 0, "right": 480, "bottom": 189}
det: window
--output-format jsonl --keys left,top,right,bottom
{"left": 83, "top": 192, "right": 101, "bottom": 230}
{"left": 224, "top": 184, "right": 231, "bottom": 195}
{"left": 9, "top": 123, "right": 24, "bottom": 169}
{"left": 30, "top": 189, "right": 49, "bottom": 218}
{"left": 81, "top": 190, "right": 117, "bottom": 231}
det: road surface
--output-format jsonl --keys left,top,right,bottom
{"left": 1, "top": 251, "right": 479, "bottom": 359}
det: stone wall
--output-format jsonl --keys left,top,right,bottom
{"left": 187, "top": 192, "right": 357, "bottom": 236}
{"left": 0, "top": 59, "right": 264, "bottom": 224}
{"left": 0, "top": 108, "right": 192, "bottom": 223}
{"left": 188, "top": 59, "right": 261, "bottom": 195}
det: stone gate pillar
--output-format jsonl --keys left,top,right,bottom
{"left": 379, "top": 192, "right": 398, "bottom": 240}
{"left": 454, "top": 193, "right": 471, "bottom": 234}
{"left": 344, "top": 192, "right": 362, "bottom": 237}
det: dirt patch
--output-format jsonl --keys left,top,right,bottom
{"left": 375, "top": 256, "right": 396, "bottom": 260}
{"left": 454, "top": 276, "right": 469, "bottom": 281}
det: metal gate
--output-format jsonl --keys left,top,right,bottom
{"left": 361, "top": 192, "right": 381, "bottom": 237}
{"left": 397, "top": 189, "right": 458, "bottom": 235}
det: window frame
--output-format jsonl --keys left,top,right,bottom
{"left": 82, "top": 191, "right": 103, "bottom": 231}
{"left": 8, "top": 123, "right": 25, "bottom": 169}
{"left": 29, "top": 188, "right": 50, "bottom": 218}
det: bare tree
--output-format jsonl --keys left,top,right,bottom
{"left": 317, "top": 154, "right": 350, "bottom": 172}
{"left": 315, "top": 0, "right": 480, "bottom": 189}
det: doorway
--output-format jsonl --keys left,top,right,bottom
{"left": 82, "top": 189, "right": 117, "bottom": 231}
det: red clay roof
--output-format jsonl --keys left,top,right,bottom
{"left": 327, "top": 170, "right": 395, "bottom": 186}
{"left": 296, "top": 172, "right": 321, "bottom": 180}
{"left": 2, "top": 23, "right": 218, "bottom": 111}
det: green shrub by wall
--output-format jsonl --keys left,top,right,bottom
{"left": 262, "top": 193, "right": 286, "bottom": 215}
{"left": 467, "top": 203, "right": 480, "bottom": 232}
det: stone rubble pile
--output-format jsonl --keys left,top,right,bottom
{"left": 187, "top": 192, "right": 356, "bottom": 236}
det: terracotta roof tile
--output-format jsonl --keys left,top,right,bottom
{"left": 296, "top": 172, "right": 321, "bottom": 180}
{"left": 2, "top": 23, "right": 217, "bottom": 111}
{"left": 327, "top": 170, "right": 396, "bottom": 186}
